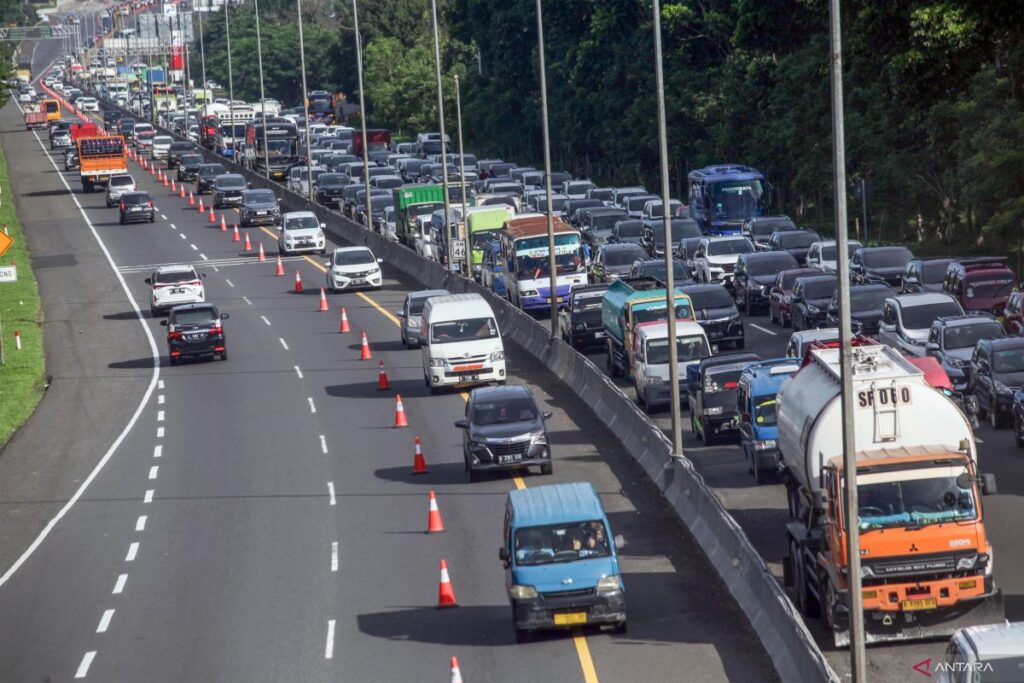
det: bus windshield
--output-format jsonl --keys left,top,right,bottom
{"left": 711, "top": 180, "right": 764, "bottom": 221}
{"left": 514, "top": 233, "right": 582, "bottom": 278}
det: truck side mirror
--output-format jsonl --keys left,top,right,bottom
{"left": 979, "top": 473, "right": 997, "bottom": 496}
{"left": 614, "top": 534, "right": 624, "bottom": 550}
{"left": 454, "top": 419, "right": 469, "bottom": 429}
{"left": 498, "top": 547, "right": 510, "bottom": 563}
{"left": 925, "top": 341, "right": 939, "bottom": 355}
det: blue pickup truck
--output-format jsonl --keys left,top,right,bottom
{"left": 736, "top": 358, "right": 802, "bottom": 483}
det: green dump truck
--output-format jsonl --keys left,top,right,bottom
{"left": 393, "top": 184, "right": 446, "bottom": 248}
{"left": 602, "top": 277, "right": 694, "bottom": 378}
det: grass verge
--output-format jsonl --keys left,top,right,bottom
{"left": 0, "top": 139, "right": 45, "bottom": 450}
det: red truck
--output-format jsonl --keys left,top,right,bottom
{"left": 23, "top": 106, "right": 47, "bottom": 130}
{"left": 70, "top": 122, "right": 100, "bottom": 141}
{"left": 352, "top": 128, "right": 392, "bottom": 157}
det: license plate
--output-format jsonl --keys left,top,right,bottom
{"left": 594, "top": 331, "right": 606, "bottom": 338}
{"left": 497, "top": 453, "right": 522, "bottom": 465}
{"left": 348, "top": 279, "right": 364, "bottom": 285}
{"left": 554, "top": 613, "right": 588, "bottom": 626}
{"left": 556, "top": 297, "right": 564, "bottom": 303}
{"left": 257, "top": 210, "right": 267, "bottom": 215}
{"left": 709, "top": 331, "right": 722, "bottom": 339}
{"left": 452, "top": 363, "right": 484, "bottom": 373}
{"left": 185, "top": 333, "right": 203, "bottom": 342}
{"left": 171, "top": 287, "right": 185, "bottom": 295}
{"left": 901, "top": 598, "right": 937, "bottom": 611}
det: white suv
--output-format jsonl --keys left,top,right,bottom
{"left": 278, "top": 211, "right": 326, "bottom": 255}
{"left": 106, "top": 174, "right": 137, "bottom": 207}
{"left": 693, "top": 236, "right": 756, "bottom": 285}
{"left": 878, "top": 292, "right": 964, "bottom": 357}
{"left": 145, "top": 265, "right": 206, "bottom": 315}
{"left": 325, "top": 247, "right": 382, "bottom": 292}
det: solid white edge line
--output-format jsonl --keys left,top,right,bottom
{"left": 96, "top": 609, "right": 114, "bottom": 633}
{"left": 112, "top": 574, "right": 127, "bottom": 595}
{"left": 74, "top": 651, "right": 96, "bottom": 679}
{"left": 325, "top": 619, "right": 336, "bottom": 659}
{"left": 748, "top": 323, "right": 778, "bottom": 337}
{"left": 0, "top": 109, "right": 161, "bottom": 591}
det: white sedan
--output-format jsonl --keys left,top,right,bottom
{"left": 76, "top": 97, "right": 99, "bottom": 111}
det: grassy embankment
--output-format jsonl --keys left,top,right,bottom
{"left": 0, "top": 141, "right": 45, "bottom": 450}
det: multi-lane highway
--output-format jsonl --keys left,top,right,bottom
{"left": 0, "top": 37, "right": 779, "bottom": 682}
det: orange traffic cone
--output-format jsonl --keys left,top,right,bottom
{"left": 378, "top": 360, "right": 390, "bottom": 390}
{"left": 162, "top": 174, "right": 168, "bottom": 187}
{"left": 170, "top": 178, "right": 176, "bottom": 192}
{"left": 394, "top": 394, "right": 409, "bottom": 427}
{"left": 243, "top": 233, "right": 252, "bottom": 252}
{"left": 258, "top": 243, "right": 267, "bottom": 262}
{"left": 318, "top": 288, "right": 329, "bottom": 311}
{"left": 220, "top": 214, "right": 227, "bottom": 231}
{"left": 208, "top": 206, "right": 216, "bottom": 223}
{"left": 450, "top": 657, "right": 463, "bottom": 683}
{"left": 275, "top": 255, "right": 285, "bottom": 276}
{"left": 197, "top": 196, "right": 204, "bottom": 212}
{"left": 188, "top": 191, "right": 195, "bottom": 206}
{"left": 412, "top": 436, "right": 428, "bottom": 474}
{"left": 427, "top": 490, "right": 445, "bottom": 533}
{"left": 179, "top": 185, "right": 186, "bottom": 198}
{"left": 437, "top": 559, "right": 458, "bottom": 608}
{"left": 232, "top": 225, "right": 241, "bottom": 242}
{"left": 294, "top": 270, "right": 304, "bottom": 293}
{"left": 360, "top": 332, "right": 373, "bottom": 360}
{"left": 339, "top": 307, "right": 350, "bottom": 333}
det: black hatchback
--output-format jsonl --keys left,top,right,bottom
{"left": 455, "top": 384, "right": 553, "bottom": 482}
{"left": 162, "top": 303, "right": 229, "bottom": 365}
{"left": 119, "top": 191, "right": 155, "bottom": 224}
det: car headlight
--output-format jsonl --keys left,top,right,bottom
{"left": 851, "top": 320, "right": 864, "bottom": 333}
{"left": 509, "top": 585, "right": 538, "bottom": 600}
{"left": 754, "top": 439, "right": 777, "bottom": 451}
{"left": 596, "top": 576, "right": 622, "bottom": 593}
{"left": 408, "top": 318, "right": 420, "bottom": 329}
{"left": 528, "top": 430, "right": 547, "bottom": 446}
{"left": 429, "top": 357, "right": 445, "bottom": 368}
{"left": 956, "top": 554, "right": 979, "bottom": 570}
{"left": 521, "top": 289, "right": 538, "bottom": 297}
{"left": 806, "top": 304, "right": 820, "bottom": 314}
{"left": 490, "top": 350, "right": 505, "bottom": 361}
{"left": 645, "top": 375, "right": 664, "bottom": 384}
{"left": 704, "top": 406, "right": 724, "bottom": 416}
{"left": 994, "top": 380, "right": 1013, "bottom": 395}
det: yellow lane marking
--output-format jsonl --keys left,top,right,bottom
{"left": 303, "top": 255, "right": 327, "bottom": 272}
{"left": 259, "top": 226, "right": 278, "bottom": 242}
{"left": 356, "top": 292, "right": 401, "bottom": 327}
{"left": 573, "top": 634, "right": 600, "bottom": 683}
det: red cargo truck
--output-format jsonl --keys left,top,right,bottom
{"left": 352, "top": 128, "right": 392, "bottom": 157}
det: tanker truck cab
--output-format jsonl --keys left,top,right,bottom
{"left": 500, "top": 483, "right": 626, "bottom": 640}
{"left": 779, "top": 344, "right": 1003, "bottom": 647}
{"left": 421, "top": 293, "right": 506, "bottom": 394}
{"left": 687, "top": 353, "right": 762, "bottom": 443}
{"left": 737, "top": 358, "right": 802, "bottom": 483}
{"left": 632, "top": 320, "right": 710, "bottom": 413}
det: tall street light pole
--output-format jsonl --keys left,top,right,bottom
{"left": 352, "top": 0, "right": 371, "bottom": 228}
{"left": 430, "top": 0, "right": 454, "bottom": 272}
{"left": 828, "top": 0, "right": 866, "bottom": 679}
{"left": 197, "top": 4, "right": 206, "bottom": 97}
{"left": 224, "top": 0, "right": 236, "bottom": 155}
{"left": 652, "top": 0, "right": 682, "bottom": 456}
{"left": 454, "top": 73, "right": 469, "bottom": 265}
{"left": 535, "top": 0, "right": 558, "bottom": 334}
{"left": 253, "top": 0, "right": 270, "bottom": 177}
{"left": 296, "top": 0, "right": 314, "bottom": 202}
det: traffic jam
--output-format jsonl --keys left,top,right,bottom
{"left": 11, "top": 1, "right": 1023, "bottom": 678}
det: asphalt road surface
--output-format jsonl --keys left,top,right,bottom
{"left": 0, "top": 38, "right": 778, "bottom": 683}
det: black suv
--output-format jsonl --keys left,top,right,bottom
{"left": 926, "top": 314, "right": 1004, "bottom": 393}
{"left": 455, "top": 384, "right": 553, "bottom": 482}
{"left": 315, "top": 173, "right": 348, "bottom": 208}
{"left": 851, "top": 246, "right": 914, "bottom": 287}
{"left": 558, "top": 283, "right": 609, "bottom": 349}
{"left": 970, "top": 337, "right": 1024, "bottom": 428}
{"left": 765, "top": 229, "right": 821, "bottom": 266}
{"left": 177, "top": 154, "right": 204, "bottom": 182}
{"left": 118, "top": 191, "right": 155, "bottom": 224}
{"left": 239, "top": 189, "right": 280, "bottom": 227}
{"left": 102, "top": 109, "right": 123, "bottom": 133}
{"left": 627, "top": 258, "right": 692, "bottom": 288}
{"left": 687, "top": 353, "right": 761, "bottom": 444}
{"left": 166, "top": 141, "right": 195, "bottom": 168}
{"left": 161, "top": 303, "right": 229, "bottom": 365}
{"left": 825, "top": 283, "right": 894, "bottom": 336}
{"left": 196, "top": 163, "right": 227, "bottom": 194}
{"left": 741, "top": 215, "right": 796, "bottom": 250}
{"left": 681, "top": 283, "right": 745, "bottom": 349}
{"left": 790, "top": 274, "right": 838, "bottom": 331}
{"left": 211, "top": 174, "right": 247, "bottom": 208}
{"left": 902, "top": 257, "right": 956, "bottom": 294}
{"left": 732, "top": 252, "right": 799, "bottom": 315}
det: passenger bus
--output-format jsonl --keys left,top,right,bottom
{"left": 497, "top": 216, "right": 589, "bottom": 311}
{"left": 307, "top": 90, "right": 334, "bottom": 123}
{"left": 42, "top": 98, "right": 62, "bottom": 122}
{"left": 687, "top": 164, "right": 768, "bottom": 236}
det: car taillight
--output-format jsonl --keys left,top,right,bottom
{"left": 148, "top": 201, "right": 153, "bottom": 208}
{"left": 186, "top": 280, "right": 201, "bottom": 287}
{"left": 209, "top": 325, "right": 223, "bottom": 335}
{"left": 167, "top": 330, "right": 183, "bottom": 340}
{"left": 120, "top": 201, "right": 125, "bottom": 210}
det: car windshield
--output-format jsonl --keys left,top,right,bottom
{"left": 245, "top": 190, "right": 276, "bottom": 204}
{"left": 122, "top": 194, "right": 149, "bottom": 205}
{"left": 778, "top": 232, "right": 818, "bottom": 249}
{"left": 471, "top": 397, "right": 537, "bottom": 425}
{"left": 802, "top": 279, "right": 837, "bottom": 300}
{"left": 708, "top": 239, "right": 754, "bottom": 256}
{"left": 943, "top": 322, "right": 1004, "bottom": 350}
{"left": 966, "top": 276, "right": 1015, "bottom": 300}
{"left": 590, "top": 213, "right": 623, "bottom": 230}
{"left": 153, "top": 136, "right": 172, "bottom": 145}
{"left": 172, "top": 309, "right": 217, "bottom": 325}
{"left": 752, "top": 220, "right": 794, "bottom": 236}
{"left": 605, "top": 247, "right": 645, "bottom": 266}
{"left": 747, "top": 256, "right": 794, "bottom": 277}
{"left": 850, "top": 288, "right": 891, "bottom": 311}
{"left": 333, "top": 249, "right": 375, "bottom": 265}
{"left": 286, "top": 216, "right": 320, "bottom": 231}
{"left": 901, "top": 301, "right": 963, "bottom": 329}
{"left": 819, "top": 243, "right": 861, "bottom": 261}
{"left": 430, "top": 317, "right": 498, "bottom": 344}
{"left": 200, "top": 164, "right": 225, "bottom": 176}
{"left": 154, "top": 270, "right": 197, "bottom": 284}
{"left": 638, "top": 260, "right": 688, "bottom": 282}
{"left": 852, "top": 469, "right": 977, "bottom": 531}
{"left": 862, "top": 248, "right": 912, "bottom": 269}
{"left": 646, "top": 335, "right": 708, "bottom": 364}
{"left": 921, "top": 260, "right": 953, "bottom": 283}
{"left": 711, "top": 180, "right": 764, "bottom": 220}
{"left": 319, "top": 173, "right": 345, "bottom": 186}
{"left": 634, "top": 302, "right": 692, "bottom": 324}
{"left": 690, "top": 288, "right": 734, "bottom": 310}
{"left": 754, "top": 397, "right": 777, "bottom": 426}
{"left": 472, "top": 229, "right": 499, "bottom": 250}
{"left": 653, "top": 220, "right": 701, "bottom": 244}
{"left": 408, "top": 295, "right": 442, "bottom": 316}
{"left": 992, "top": 349, "right": 1024, "bottom": 374}
{"left": 514, "top": 521, "right": 611, "bottom": 566}
{"left": 616, "top": 222, "right": 643, "bottom": 237}
{"left": 216, "top": 176, "right": 246, "bottom": 189}
{"left": 181, "top": 155, "right": 203, "bottom": 167}
{"left": 110, "top": 176, "right": 133, "bottom": 187}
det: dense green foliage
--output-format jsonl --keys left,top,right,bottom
{"left": 190, "top": 0, "right": 1024, "bottom": 255}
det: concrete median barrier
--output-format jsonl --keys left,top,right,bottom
{"left": 103, "top": 98, "right": 838, "bottom": 682}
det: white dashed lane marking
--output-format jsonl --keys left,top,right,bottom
{"left": 279, "top": 338, "right": 289, "bottom": 351}
{"left": 96, "top": 609, "right": 114, "bottom": 634}
{"left": 112, "top": 574, "right": 127, "bottom": 595}
{"left": 125, "top": 543, "right": 139, "bottom": 562}
{"left": 74, "top": 651, "right": 96, "bottom": 679}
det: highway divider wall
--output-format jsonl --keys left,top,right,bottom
{"left": 103, "top": 100, "right": 839, "bottom": 683}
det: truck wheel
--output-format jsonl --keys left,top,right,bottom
{"left": 991, "top": 405, "right": 1007, "bottom": 429}
{"left": 744, "top": 293, "right": 752, "bottom": 316}
{"left": 636, "top": 387, "right": 647, "bottom": 412}
{"left": 1015, "top": 414, "right": 1024, "bottom": 447}
{"left": 791, "top": 540, "right": 820, "bottom": 618}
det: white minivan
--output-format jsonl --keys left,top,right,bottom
{"left": 632, "top": 320, "right": 710, "bottom": 412}
{"left": 421, "top": 293, "right": 506, "bottom": 393}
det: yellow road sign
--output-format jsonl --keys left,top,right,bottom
{"left": 0, "top": 231, "right": 11, "bottom": 259}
